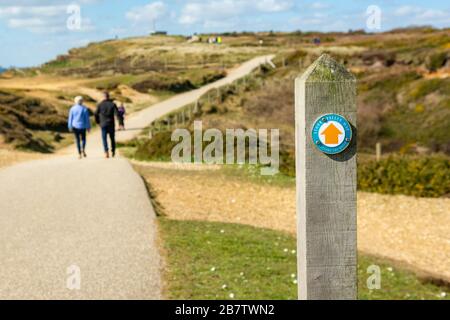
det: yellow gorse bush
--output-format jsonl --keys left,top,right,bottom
{"left": 358, "top": 155, "right": 450, "bottom": 198}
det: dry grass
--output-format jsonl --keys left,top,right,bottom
{"left": 133, "top": 161, "right": 450, "bottom": 283}
{"left": 132, "top": 161, "right": 296, "bottom": 232}
{"left": 0, "top": 148, "right": 44, "bottom": 169}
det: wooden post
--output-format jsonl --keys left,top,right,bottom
{"left": 295, "top": 54, "right": 357, "bottom": 300}
{"left": 376, "top": 142, "right": 382, "bottom": 162}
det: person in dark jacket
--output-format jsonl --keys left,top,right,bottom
{"left": 95, "top": 92, "right": 119, "bottom": 158}
{"left": 117, "top": 103, "right": 126, "bottom": 131}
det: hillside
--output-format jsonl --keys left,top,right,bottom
{"left": 129, "top": 28, "right": 450, "bottom": 177}
{"left": 0, "top": 29, "right": 449, "bottom": 158}
{"left": 0, "top": 35, "right": 267, "bottom": 152}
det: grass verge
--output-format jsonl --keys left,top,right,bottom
{"left": 159, "top": 218, "right": 449, "bottom": 300}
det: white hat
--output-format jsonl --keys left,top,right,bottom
{"left": 74, "top": 96, "right": 83, "bottom": 105}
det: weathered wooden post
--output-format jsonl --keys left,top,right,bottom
{"left": 376, "top": 142, "right": 382, "bottom": 162}
{"left": 295, "top": 54, "right": 357, "bottom": 300}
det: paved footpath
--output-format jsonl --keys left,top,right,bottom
{"left": 0, "top": 56, "right": 273, "bottom": 300}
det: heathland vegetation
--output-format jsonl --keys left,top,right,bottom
{"left": 0, "top": 35, "right": 263, "bottom": 152}
{"left": 118, "top": 28, "right": 450, "bottom": 197}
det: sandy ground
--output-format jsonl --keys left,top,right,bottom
{"left": 133, "top": 161, "right": 450, "bottom": 283}
{"left": 0, "top": 149, "right": 46, "bottom": 169}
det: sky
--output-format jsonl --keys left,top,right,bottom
{"left": 0, "top": 0, "right": 449, "bottom": 67}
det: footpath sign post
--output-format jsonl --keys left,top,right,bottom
{"left": 295, "top": 54, "right": 357, "bottom": 300}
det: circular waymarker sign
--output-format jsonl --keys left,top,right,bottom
{"left": 312, "top": 114, "right": 353, "bottom": 155}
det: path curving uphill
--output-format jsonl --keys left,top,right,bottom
{"left": 0, "top": 55, "right": 274, "bottom": 299}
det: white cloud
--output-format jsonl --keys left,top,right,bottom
{"left": 394, "top": 6, "right": 421, "bottom": 17}
{"left": 418, "top": 9, "right": 447, "bottom": 20}
{"left": 393, "top": 5, "right": 449, "bottom": 24}
{"left": 126, "top": 1, "right": 168, "bottom": 27}
{"left": 178, "top": 0, "right": 293, "bottom": 26}
{"left": 309, "top": 2, "right": 330, "bottom": 10}
{"left": 0, "top": 5, "right": 67, "bottom": 18}
{"left": 0, "top": 1, "right": 97, "bottom": 33}
{"left": 255, "top": 0, "right": 293, "bottom": 13}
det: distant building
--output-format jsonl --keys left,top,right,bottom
{"left": 151, "top": 31, "right": 168, "bottom": 36}
{"left": 187, "top": 35, "right": 200, "bottom": 43}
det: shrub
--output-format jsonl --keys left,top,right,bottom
{"left": 425, "top": 51, "right": 447, "bottom": 72}
{"left": 358, "top": 155, "right": 450, "bottom": 198}
{"left": 132, "top": 77, "right": 196, "bottom": 93}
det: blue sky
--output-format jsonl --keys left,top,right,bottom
{"left": 0, "top": 0, "right": 449, "bottom": 67}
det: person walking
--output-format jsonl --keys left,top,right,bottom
{"left": 68, "top": 96, "right": 91, "bottom": 159}
{"left": 95, "top": 92, "right": 119, "bottom": 159}
{"left": 117, "top": 103, "right": 126, "bottom": 131}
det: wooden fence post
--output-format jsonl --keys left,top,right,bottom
{"left": 295, "top": 54, "right": 357, "bottom": 300}
{"left": 376, "top": 142, "right": 382, "bottom": 162}
{"left": 194, "top": 101, "right": 199, "bottom": 115}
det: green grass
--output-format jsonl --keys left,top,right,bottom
{"left": 159, "top": 218, "right": 450, "bottom": 300}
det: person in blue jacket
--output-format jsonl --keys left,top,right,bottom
{"left": 68, "top": 96, "right": 91, "bottom": 159}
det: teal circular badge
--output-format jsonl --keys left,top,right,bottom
{"left": 312, "top": 114, "right": 352, "bottom": 155}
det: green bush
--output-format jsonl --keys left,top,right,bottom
{"left": 358, "top": 155, "right": 450, "bottom": 198}
{"left": 425, "top": 51, "right": 447, "bottom": 72}
{"left": 134, "top": 132, "right": 176, "bottom": 161}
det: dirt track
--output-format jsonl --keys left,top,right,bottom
{"left": 134, "top": 162, "right": 450, "bottom": 284}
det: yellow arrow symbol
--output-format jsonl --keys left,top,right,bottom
{"left": 321, "top": 123, "right": 343, "bottom": 145}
